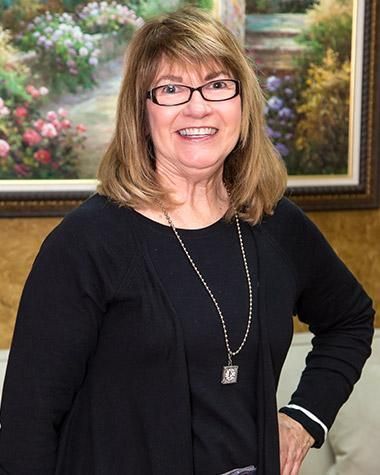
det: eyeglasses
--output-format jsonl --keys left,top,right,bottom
{"left": 146, "top": 79, "right": 240, "bottom": 106}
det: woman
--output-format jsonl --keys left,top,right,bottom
{"left": 0, "top": 7, "right": 374, "bottom": 475}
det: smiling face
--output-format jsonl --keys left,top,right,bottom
{"left": 146, "top": 59, "right": 242, "bottom": 182}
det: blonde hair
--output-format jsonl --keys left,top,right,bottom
{"left": 97, "top": 6, "right": 287, "bottom": 224}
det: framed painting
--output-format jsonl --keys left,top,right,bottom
{"left": 289, "top": 0, "right": 380, "bottom": 210}
{"left": 245, "top": 0, "right": 380, "bottom": 211}
{"left": 0, "top": 0, "right": 379, "bottom": 216}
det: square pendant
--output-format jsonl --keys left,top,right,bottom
{"left": 221, "top": 365, "right": 239, "bottom": 384}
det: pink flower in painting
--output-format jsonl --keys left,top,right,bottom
{"left": 23, "top": 129, "right": 42, "bottom": 146}
{"left": 0, "top": 139, "right": 10, "bottom": 157}
{"left": 41, "top": 123, "right": 58, "bottom": 138}
{"left": 14, "top": 106, "right": 28, "bottom": 118}
{"left": 52, "top": 119, "right": 62, "bottom": 131}
{"left": 13, "top": 163, "right": 30, "bottom": 176}
{"left": 76, "top": 124, "right": 86, "bottom": 133}
{"left": 34, "top": 149, "right": 52, "bottom": 164}
{"left": 46, "top": 111, "right": 58, "bottom": 121}
{"left": 26, "top": 85, "right": 40, "bottom": 98}
{"left": 33, "top": 119, "right": 45, "bottom": 131}
{"left": 0, "top": 98, "right": 4, "bottom": 109}
{"left": 61, "top": 119, "right": 71, "bottom": 129}
{"left": 0, "top": 106, "right": 10, "bottom": 116}
{"left": 39, "top": 86, "right": 49, "bottom": 96}
{"left": 58, "top": 107, "right": 68, "bottom": 117}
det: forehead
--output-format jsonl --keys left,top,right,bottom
{"left": 152, "top": 56, "right": 230, "bottom": 84}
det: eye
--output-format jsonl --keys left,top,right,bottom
{"left": 209, "top": 80, "right": 229, "bottom": 89}
{"left": 160, "top": 84, "right": 183, "bottom": 95}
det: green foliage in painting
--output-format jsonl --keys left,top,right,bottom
{"left": 61, "top": 0, "right": 87, "bottom": 11}
{"left": 135, "top": 0, "right": 183, "bottom": 19}
{"left": 246, "top": 0, "right": 317, "bottom": 14}
{"left": 196, "top": 0, "right": 213, "bottom": 11}
{"left": 294, "top": 49, "right": 351, "bottom": 174}
{"left": 296, "top": 0, "right": 353, "bottom": 72}
{"left": 0, "top": 0, "right": 43, "bottom": 32}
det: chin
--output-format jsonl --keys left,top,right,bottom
{"left": 179, "top": 155, "right": 225, "bottom": 171}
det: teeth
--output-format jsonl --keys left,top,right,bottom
{"left": 178, "top": 127, "right": 217, "bottom": 136}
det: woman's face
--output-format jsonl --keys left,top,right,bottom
{"left": 146, "top": 59, "right": 241, "bottom": 181}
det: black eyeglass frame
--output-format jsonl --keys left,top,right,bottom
{"left": 146, "top": 79, "right": 241, "bottom": 106}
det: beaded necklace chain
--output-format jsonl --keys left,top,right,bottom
{"left": 161, "top": 208, "right": 253, "bottom": 384}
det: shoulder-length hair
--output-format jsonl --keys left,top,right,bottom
{"left": 97, "top": 6, "right": 287, "bottom": 224}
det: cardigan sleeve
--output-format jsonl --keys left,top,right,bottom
{"left": 0, "top": 205, "right": 133, "bottom": 474}
{"left": 278, "top": 205, "right": 375, "bottom": 448}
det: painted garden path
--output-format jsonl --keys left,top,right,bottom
{"left": 245, "top": 13, "right": 306, "bottom": 73}
{"left": 42, "top": 56, "right": 124, "bottom": 178}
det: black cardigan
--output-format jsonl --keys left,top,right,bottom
{"left": 0, "top": 195, "right": 374, "bottom": 475}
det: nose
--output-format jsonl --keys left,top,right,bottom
{"left": 182, "top": 89, "right": 211, "bottom": 117}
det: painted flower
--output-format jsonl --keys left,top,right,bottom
{"left": 13, "top": 163, "right": 30, "bottom": 176}
{"left": 33, "top": 119, "right": 45, "bottom": 131}
{"left": 76, "top": 124, "right": 86, "bottom": 133}
{"left": 0, "top": 106, "right": 10, "bottom": 116}
{"left": 275, "top": 143, "right": 289, "bottom": 157}
{"left": 34, "top": 149, "right": 52, "bottom": 164}
{"left": 267, "top": 97, "right": 283, "bottom": 111}
{"left": 79, "top": 47, "right": 89, "bottom": 57}
{"left": 278, "top": 107, "right": 294, "bottom": 119}
{"left": 266, "top": 75, "right": 282, "bottom": 93}
{"left": 0, "top": 139, "right": 10, "bottom": 158}
{"left": 41, "top": 123, "right": 58, "bottom": 138}
{"left": 89, "top": 56, "right": 98, "bottom": 66}
{"left": 46, "top": 111, "right": 58, "bottom": 121}
{"left": 26, "top": 85, "right": 40, "bottom": 98}
{"left": 61, "top": 119, "right": 71, "bottom": 129}
{"left": 14, "top": 106, "right": 28, "bottom": 118}
{"left": 52, "top": 119, "right": 63, "bottom": 131}
{"left": 267, "top": 127, "right": 281, "bottom": 139}
{"left": 23, "top": 129, "right": 42, "bottom": 146}
{"left": 39, "top": 86, "right": 49, "bottom": 96}
{"left": 0, "top": 98, "right": 4, "bottom": 109}
{"left": 37, "top": 35, "right": 47, "bottom": 45}
{"left": 58, "top": 107, "right": 68, "bottom": 117}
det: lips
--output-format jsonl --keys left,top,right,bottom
{"left": 177, "top": 127, "right": 218, "bottom": 137}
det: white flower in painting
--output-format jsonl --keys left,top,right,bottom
{"left": 79, "top": 47, "right": 89, "bottom": 57}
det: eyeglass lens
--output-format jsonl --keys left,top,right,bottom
{"left": 153, "top": 80, "right": 237, "bottom": 105}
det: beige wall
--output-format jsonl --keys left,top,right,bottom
{"left": 1, "top": 208, "right": 379, "bottom": 348}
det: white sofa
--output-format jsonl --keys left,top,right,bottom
{"left": 0, "top": 331, "right": 379, "bottom": 474}
{"left": 277, "top": 330, "right": 380, "bottom": 475}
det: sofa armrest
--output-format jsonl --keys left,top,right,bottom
{"left": 277, "top": 330, "right": 380, "bottom": 475}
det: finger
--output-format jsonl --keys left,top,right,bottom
{"left": 289, "top": 459, "right": 301, "bottom": 475}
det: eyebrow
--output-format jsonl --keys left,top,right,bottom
{"left": 154, "top": 70, "right": 230, "bottom": 85}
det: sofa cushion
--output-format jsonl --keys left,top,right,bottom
{"left": 277, "top": 330, "right": 379, "bottom": 475}
{"left": 326, "top": 336, "right": 380, "bottom": 475}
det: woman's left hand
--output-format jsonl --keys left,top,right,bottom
{"left": 278, "top": 412, "right": 315, "bottom": 475}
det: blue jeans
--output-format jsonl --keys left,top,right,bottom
{"left": 220, "top": 465, "right": 256, "bottom": 474}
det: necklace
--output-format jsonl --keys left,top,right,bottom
{"left": 161, "top": 207, "right": 253, "bottom": 384}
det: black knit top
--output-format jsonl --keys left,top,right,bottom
{"left": 0, "top": 194, "right": 374, "bottom": 475}
{"left": 132, "top": 210, "right": 258, "bottom": 474}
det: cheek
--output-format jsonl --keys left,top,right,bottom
{"left": 226, "top": 100, "right": 242, "bottom": 133}
{"left": 146, "top": 106, "right": 173, "bottom": 141}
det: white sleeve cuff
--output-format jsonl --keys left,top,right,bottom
{"left": 284, "top": 404, "right": 328, "bottom": 442}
